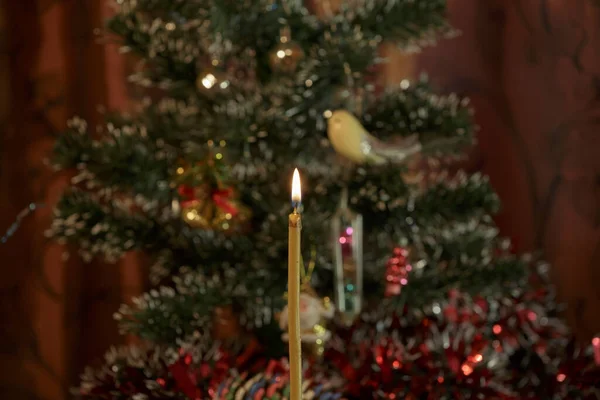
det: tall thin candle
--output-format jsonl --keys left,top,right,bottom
{"left": 288, "top": 168, "right": 302, "bottom": 400}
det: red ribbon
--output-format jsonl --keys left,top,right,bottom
{"left": 178, "top": 185, "right": 239, "bottom": 216}
{"left": 178, "top": 185, "right": 197, "bottom": 208}
{"left": 212, "top": 188, "right": 239, "bottom": 216}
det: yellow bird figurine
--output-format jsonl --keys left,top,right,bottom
{"left": 327, "top": 110, "right": 422, "bottom": 165}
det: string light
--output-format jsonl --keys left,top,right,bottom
{"left": 1, "top": 203, "right": 43, "bottom": 244}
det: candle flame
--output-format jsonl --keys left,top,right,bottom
{"left": 291, "top": 168, "right": 301, "bottom": 204}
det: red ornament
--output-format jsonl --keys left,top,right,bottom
{"left": 385, "top": 247, "right": 412, "bottom": 297}
{"left": 592, "top": 337, "right": 600, "bottom": 365}
{"left": 168, "top": 360, "right": 201, "bottom": 399}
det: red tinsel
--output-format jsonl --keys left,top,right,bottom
{"left": 325, "top": 321, "right": 510, "bottom": 399}
{"left": 385, "top": 247, "right": 412, "bottom": 297}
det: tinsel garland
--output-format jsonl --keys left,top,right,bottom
{"left": 74, "top": 340, "right": 344, "bottom": 400}
{"left": 323, "top": 318, "right": 600, "bottom": 399}
{"left": 74, "top": 311, "right": 600, "bottom": 400}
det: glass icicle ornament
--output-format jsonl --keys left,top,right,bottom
{"left": 331, "top": 188, "right": 363, "bottom": 326}
{"left": 268, "top": 25, "right": 304, "bottom": 74}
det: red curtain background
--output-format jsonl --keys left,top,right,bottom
{"left": 0, "top": 1, "right": 598, "bottom": 399}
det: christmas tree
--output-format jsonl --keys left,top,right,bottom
{"left": 47, "top": 0, "right": 599, "bottom": 398}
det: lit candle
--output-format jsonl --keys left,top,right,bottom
{"left": 288, "top": 168, "right": 302, "bottom": 400}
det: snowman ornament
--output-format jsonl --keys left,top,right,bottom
{"left": 279, "top": 289, "right": 335, "bottom": 357}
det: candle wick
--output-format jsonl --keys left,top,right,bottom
{"left": 292, "top": 201, "right": 302, "bottom": 214}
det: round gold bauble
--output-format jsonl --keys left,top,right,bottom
{"left": 268, "top": 40, "right": 304, "bottom": 74}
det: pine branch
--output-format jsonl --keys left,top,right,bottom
{"left": 117, "top": 270, "right": 284, "bottom": 344}
{"left": 391, "top": 254, "right": 529, "bottom": 309}
{"left": 350, "top": 170, "right": 500, "bottom": 236}
{"left": 53, "top": 118, "right": 173, "bottom": 201}
{"left": 364, "top": 77, "right": 475, "bottom": 151}
{"left": 344, "top": 0, "right": 451, "bottom": 47}
{"left": 47, "top": 190, "right": 255, "bottom": 272}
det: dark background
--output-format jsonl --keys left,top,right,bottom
{"left": 1, "top": 1, "right": 598, "bottom": 398}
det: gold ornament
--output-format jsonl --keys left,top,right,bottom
{"left": 268, "top": 26, "right": 304, "bottom": 74}
{"left": 179, "top": 184, "right": 251, "bottom": 234}
{"left": 181, "top": 197, "right": 213, "bottom": 229}
{"left": 176, "top": 156, "right": 251, "bottom": 233}
{"left": 196, "top": 60, "right": 230, "bottom": 95}
{"left": 278, "top": 253, "right": 334, "bottom": 360}
{"left": 327, "top": 109, "right": 422, "bottom": 165}
{"left": 210, "top": 195, "right": 251, "bottom": 233}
